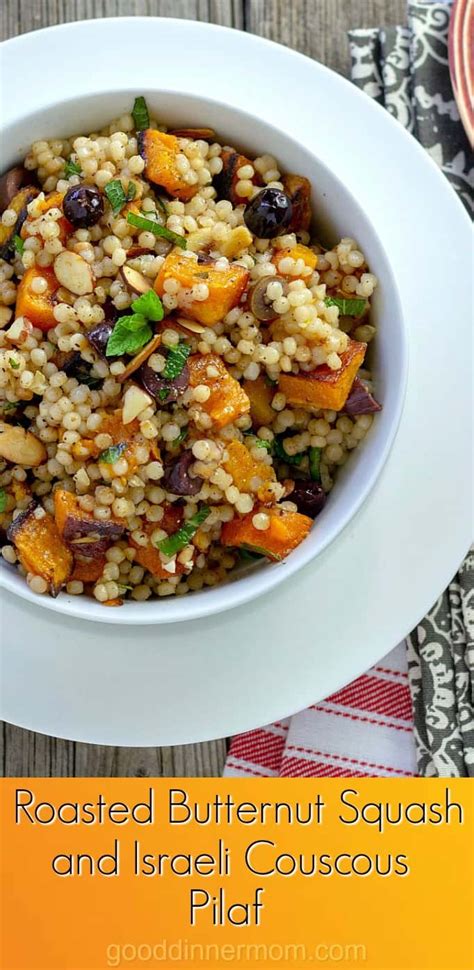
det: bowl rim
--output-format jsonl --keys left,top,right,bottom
{"left": 0, "top": 31, "right": 408, "bottom": 625}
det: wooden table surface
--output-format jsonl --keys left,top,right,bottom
{"left": 1, "top": 0, "right": 406, "bottom": 779}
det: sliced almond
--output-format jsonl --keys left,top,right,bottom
{"left": 0, "top": 422, "right": 47, "bottom": 466}
{"left": 221, "top": 226, "right": 253, "bottom": 260}
{"left": 170, "top": 128, "right": 216, "bottom": 141}
{"left": 122, "top": 384, "right": 154, "bottom": 425}
{"left": 5, "top": 317, "right": 33, "bottom": 345}
{"left": 175, "top": 316, "right": 206, "bottom": 334}
{"left": 53, "top": 251, "right": 94, "bottom": 296}
{"left": 120, "top": 265, "right": 153, "bottom": 294}
{"left": 117, "top": 332, "right": 162, "bottom": 384}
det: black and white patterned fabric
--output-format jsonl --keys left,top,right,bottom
{"left": 349, "top": 1, "right": 474, "bottom": 776}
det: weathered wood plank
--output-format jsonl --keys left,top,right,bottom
{"left": 0, "top": 0, "right": 243, "bottom": 41}
{"left": 246, "top": 0, "right": 407, "bottom": 75}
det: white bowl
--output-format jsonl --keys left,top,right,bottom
{"left": 0, "top": 24, "right": 407, "bottom": 625}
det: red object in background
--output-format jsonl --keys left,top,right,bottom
{"left": 448, "top": 0, "right": 474, "bottom": 145}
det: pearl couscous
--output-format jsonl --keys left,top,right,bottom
{"left": 0, "top": 97, "right": 381, "bottom": 606}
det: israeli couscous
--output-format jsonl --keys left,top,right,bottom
{"left": 0, "top": 97, "right": 381, "bottom": 606}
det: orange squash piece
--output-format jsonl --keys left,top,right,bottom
{"left": 281, "top": 174, "right": 312, "bottom": 232}
{"left": 138, "top": 129, "right": 198, "bottom": 201}
{"left": 7, "top": 502, "right": 72, "bottom": 596}
{"left": 23, "top": 191, "right": 73, "bottom": 244}
{"left": 131, "top": 508, "right": 193, "bottom": 580}
{"left": 71, "top": 411, "right": 155, "bottom": 474}
{"left": 16, "top": 266, "right": 59, "bottom": 332}
{"left": 155, "top": 250, "right": 249, "bottom": 326}
{"left": 278, "top": 340, "right": 367, "bottom": 412}
{"left": 223, "top": 440, "right": 276, "bottom": 503}
{"left": 71, "top": 556, "right": 106, "bottom": 584}
{"left": 187, "top": 353, "right": 250, "bottom": 429}
{"left": 272, "top": 243, "right": 317, "bottom": 278}
{"left": 244, "top": 375, "right": 275, "bottom": 427}
{"left": 221, "top": 506, "right": 312, "bottom": 561}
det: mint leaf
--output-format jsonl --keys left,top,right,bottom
{"left": 64, "top": 157, "right": 82, "bottom": 178}
{"left": 9, "top": 358, "right": 19, "bottom": 370}
{"left": 273, "top": 436, "right": 305, "bottom": 466}
{"left": 105, "top": 318, "right": 152, "bottom": 357}
{"left": 162, "top": 341, "right": 191, "bottom": 380}
{"left": 131, "top": 290, "right": 164, "bottom": 322}
{"left": 98, "top": 442, "right": 127, "bottom": 464}
{"left": 127, "top": 211, "right": 187, "bottom": 249}
{"left": 0, "top": 401, "right": 19, "bottom": 412}
{"left": 174, "top": 426, "right": 188, "bottom": 445}
{"left": 120, "top": 312, "right": 148, "bottom": 332}
{"left": 132, "top": 96, "right": 150, "bottom": 132}
{"left": 324, "top": 296, "right": 367, "bottom": 317}
{"left": 126, "top": 182, "right": 137, "bottom": 202}
{"left": 0, "top": 487, "right": 7, "bottom": 513}
{"left": 156, "top": 506, "right": 210, "bottom": 557}
{"left": 13, "top": 235, "right": 24, "bottom": 255}
{"left": 104, "top": 180, "right": 127, "bottom": 216}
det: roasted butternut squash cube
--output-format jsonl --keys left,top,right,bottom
{"left": 187, "top": 353, "right": 250, "bottom": 429}
{"left": 54, "top": 487, "right": 124, "bottom": 559}
{"left": 281, "top": 174, "right": 312, "bottom": 232}
{"left": 15, "top": 266, "right": 59, "bottom": 332}
{"left": 7, "top": 502, "right": 72, "bottom": 596}
{"left": 244, "top": 375, "right": 275, "bottom": 427}
{"left": 223, "top": 439, "right": 276, "bottom": 503}
{"left": 25, "top": 191, "right": 73, "bottom": 244}
{"left": 272, "top": 243, "right": 317, "bottom": 278}
{"left": 155, "top": 250, "right": 249, "bottom": 326}
{"left": 138, "top": 129, "right": 198, "bottom": 201}
{"left": 221, "top": 506, "right": 312, "bottom": 561}
{"left": 213, "top": 150, "right": 262, "bottom": 206}
{"left": 71, "top": 556, "right": 106, "bottom": 584}
{"left": 278, "top": 340, "right": 367, "bottom": 412}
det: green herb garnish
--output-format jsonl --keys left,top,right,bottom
{"left": 64, "top": 157, "right": 82, "bottom": 178}
{"left": 156, "top": 196, "right": 169, "bottom": 216}
{"left": 132, "top": 96, "right": 150, "bottom": 132}
{"left": 239, "top": 547, "right": 264, "bottom": 562}
{"left": 174, "top": 426, "right": 188, "bottom": 445}
{"left": 309, "top": 446, "right": 322, "bottom": 482}
{"left": 131, "top": 290, "right": 164, "bottom": 322}
{"left": 162, "top": 341, "right": 191, "bottom": 380}
{"left": 106, "top": 316, "right": 153, "bottom": 357}
{"left": 13, "top": 235, "right": 24, "bottom": 255}
{"left": 98, "top": 442, "right": 127, "bottom": 464}
{"left": 9, "top": 358, "right": 19, "bottom": 370}
{"left": 105, "top": 179, "right": 136, "bottom": 216}
{"left": 157, "top": 506, "right": 211, "bottom": 557}
{"left": 240, "top": 542, "right": 281, "bottom": 562}
{"left": 253, "top": 439, "right": 272, "bottom": 451}
{"left": 127, "top": 211, "right": 187, "bottom": 249}
{"left": 324, "top": 296, "right": 367, "bottom": 317}
{"left": 273, "top": 436, "right": 305, "bottom": 466}
{"left": 0, "top": 401, "right": 19, "bottom": 411}
{"left": 117, "top": 583, "right": 133, "bottom": 593}
{"left": 0, "top": 487, "right": 7, "bottom": 513}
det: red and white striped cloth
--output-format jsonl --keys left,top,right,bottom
{"left": 224, "top": 643, "right": 417, "bottom": 777}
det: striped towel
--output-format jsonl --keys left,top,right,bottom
{"left": 225, "top": 644, "right": 417, "bottom": 777}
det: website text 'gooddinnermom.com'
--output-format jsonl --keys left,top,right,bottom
{"left": 105, "top": 940, "right": 367, "bottom": 967}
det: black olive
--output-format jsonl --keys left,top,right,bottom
{"left": 243, "top": 187, "right": 293, "bottom": 239}
{"left": 139, "top": 362, "right": 189, "bottom": 405}
{"left": 86, "top": 299, "right": 118, "bottom": 359}
{"left": 63, "top": 185, "right": 104, "bottom": 228}
{"left": 290, "top": 481, "right": 327, "bottom": 519}
{"left": 162, "top": 450, "right": 203, "bottom": 496}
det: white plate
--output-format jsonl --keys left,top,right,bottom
{"left": 0, "top": 19, "right": 471, "bottom": 745}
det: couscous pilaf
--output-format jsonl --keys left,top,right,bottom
{"left": 0, "top": 97, "right": 381, "bottom": 606}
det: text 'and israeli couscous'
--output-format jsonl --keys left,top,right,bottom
{"left": 0, "top": 96, "right": 381, "bottom": 606}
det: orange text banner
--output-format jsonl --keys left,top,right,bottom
{"left": 0, "top": 778, "right": 472, "bottom": 970}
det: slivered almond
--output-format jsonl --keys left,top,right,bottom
{"left": 53, "top": 251, "right": 94, "bottom": 296}
{"left": 117, "top": 332, "right": 162, "bottom": 383}
{"left": 0, "top": 422, "right": 47, "bottom": 466}
{"left": 170, "top": 128, "right": 216, "bottom": 140}
{"left": 120, "top": 265, "right": 153, "bottom": 294}
{"left": 175, "top": 316, "right": 206, "bottom": 334}
{"left": 122, "top": 384, "right": 154, "bottom": 425}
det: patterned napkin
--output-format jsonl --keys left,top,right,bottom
{"left": 224, "top": 1, "right": 473, "bottom": 779}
